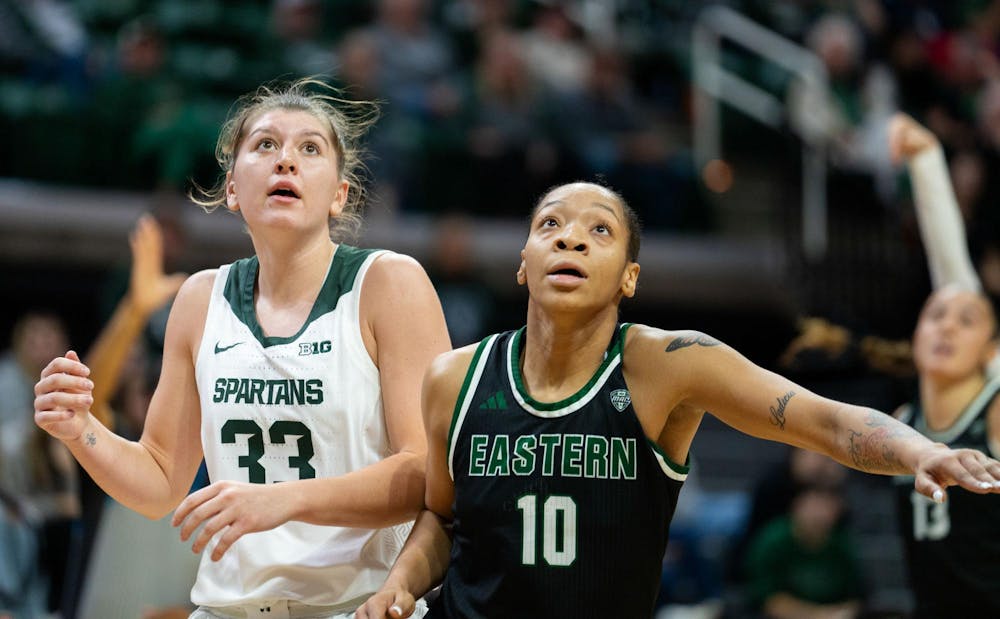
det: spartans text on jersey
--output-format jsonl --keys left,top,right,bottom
{"left": 212, "top": 377, "right": 324, "bottom": 405}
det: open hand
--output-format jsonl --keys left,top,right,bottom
{"left": 130, "top": 214, "right": 187, "bottom": 317}
{"left": 887, "top": 112, "right": 939, "bottom": 164}
{"left": 171, "top": 480, "right": 293, "bottom": 561}
{"left": 914, "top": 444, "right": 1000, "bottom": 502}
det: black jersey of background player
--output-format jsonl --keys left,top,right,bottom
{"left": 429, "top": 324, "right": 688, "bottom": 619}
{"left": 893, "top": 380, "right": 1000, "bottom": 618}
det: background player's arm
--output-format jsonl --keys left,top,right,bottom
{"left": 173, "top": 253, "right": 452, "bottom": 560}
{"left": 632, "top": 327, "right": 1000, "bottom": 499}
{"left": 34, "top": 271, "right": 211, "bottom": 519}
{"left": 888, "top": 112, "right": 981, "bottom": 291}
{"left": 87, "top": 215, "right": 186, "bottom": 427}
{"left": 357, "top": 346, "right": 475, "bottom": 619}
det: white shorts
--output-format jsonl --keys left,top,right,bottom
{"left": 190, "top": 598, "right": 428, "bottom": 619}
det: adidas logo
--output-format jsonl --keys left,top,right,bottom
{"left": 479, "top": 391, "right": 508, "bottom": 410}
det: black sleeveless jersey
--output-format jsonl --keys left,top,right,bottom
{"left": 893, "top": 379, "right": 1000, "bottom": 618}
{"left": 428, "top": 324, "right": 688, "bottom": 619}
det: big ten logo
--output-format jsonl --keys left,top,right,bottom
{"left": 298, "top": 340, "right": 332, "bottom": 355}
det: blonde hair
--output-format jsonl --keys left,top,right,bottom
{"left": 190, "top": 77, "right": 380, "bottom": 242}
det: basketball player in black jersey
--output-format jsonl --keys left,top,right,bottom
{"left": 357, "top": 182, "right": 1000, "bottom": 619}
{"left": 887, "top": 114, "right": 1000, "bottom": 618}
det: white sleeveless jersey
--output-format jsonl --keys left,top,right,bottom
{"left": 191, "top": 246, "right": 411, "bottom": 609}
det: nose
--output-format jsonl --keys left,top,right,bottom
{"left": 555, "top": 223, "right": 587, "bottom": 253}
{"left": 275, "top": 148, "right": 297, "bottom": 173}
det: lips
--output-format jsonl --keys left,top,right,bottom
{"left": 545, "top": 261, "right": 588, "bottom": 287}
{"left": 547, "top": 262, "right": 587, "bottom": 279}
{"left": 267, "top": 182, "right": 301, "bottom": 199}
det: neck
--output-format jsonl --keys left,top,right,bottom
{"left": 251, "top": 233, "right": 336, "bottom": 305}
{"left": 919, "top": 371, "right": 987, "bottom": 432}
{"left": 520, "top": 302, "right": 620, "bottom": 398}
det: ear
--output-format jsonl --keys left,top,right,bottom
{"left": 516, "top": 249, "right": 527, "bottom": 286}
{"left": 620, "top": 261, "right": 640, "bottom": 298}
{"left": 225, "top": 171, "right": 240, "bottom": 212}
{"left": 330, "top": 179, "right": 349, "bottom": 218}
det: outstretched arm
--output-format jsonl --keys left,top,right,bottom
{"left": 87, "top": 215, "right": 187, "bottom": 427}
{"left": 638, "top": 328, "right": 1000, "bottom": 501}
{"left": 888, "top": 112, "right": 980, "bottom": 291}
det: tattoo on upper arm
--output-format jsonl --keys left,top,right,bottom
{"left": 664, "top": 333, "right": 721, "bottom": 353}
{"left": 86, "top": 432, "right": 96, "bottom": 447}
{"left": 769, "top": 391, "right": 796, "bottom": 430}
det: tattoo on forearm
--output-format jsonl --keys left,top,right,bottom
{"left": 665, "top": 333, "right": 721, "bottom": 352}
{"left": 769, "top": 391, "right": 796, "bottom": 430}
{"left": 845, "top": 410, "right": 911, "bottom": 472}
{"left": 86, "top": 433, "right": 96, "bottom": 447}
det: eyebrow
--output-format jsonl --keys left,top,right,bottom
{"left": 247, "top": 126, "right": 331, "bottom": 147}
{"left": 540, "top": 199, "right": 622, "bottom": 221}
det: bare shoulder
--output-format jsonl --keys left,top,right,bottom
{"left": 169, "top": 269, "right": 217, "bottom": 322}
{"left": 366, "top": 251, "right": 431, "bottom": 289}
{"left": 423, "top": 343, "right": 482, "bottom": 429}
{"left": 426, "top": 343, "right": 481, "bottom": 393}
{"left": 624, "top": 324, "right": 725, "bottom": 359}
{"left": 162, "top": 269, "right": 217, "bottom": 360}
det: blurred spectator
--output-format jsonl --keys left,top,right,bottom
{"left": 460, "top": 28, "right": 559, "bottom": 216}
{"left": 788, "top": 13, "right": 896, "bottom": 189}
{"left": 0, "top": 0, "right": 88, "bottom": 91}
{"left": 547, "top": 44, "right": 694, "bottom": 229}
{"left": 364, "top": 0, "right": 463, "bottom": 212}
{"left": 441, "top": 0, "right": 518, "bottom": 65}
{"left": 426, "top": 215, "right": 495, "bottom": 347}
{"left": 743, "top": 483, "right": 865, "bottom": 619}
{"left": 0, "top": 311, "right": 79, "bottom": 616}
{"left": 519, "top": 3, "right": 589, "bottom": 95}
{"left": 271, "top": 0, "right": 336, "bottom": 77}
{"left": 87, "top": 16, "right": 190, "bottom": 189}
{"left": 0, "top": 489, "right": 46, "bottom": 619}
{"left": 728, "top": 447, "right": 848, "bottom": 586}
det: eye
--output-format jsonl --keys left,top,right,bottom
{"left": 594, "top": 223, "right": 610, "bottom": 235}
{"left": 541, "top": 217, "right": 558, "bottom": 228}
{"left": 302, "top": 142, "right": 320, "bottom": 155}
{"left": 256, "top": 138, "right": 276, "bottom": 151}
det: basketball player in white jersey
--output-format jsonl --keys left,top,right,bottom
{"left": 33, "top": 78, "right": 451, "bottom": 619}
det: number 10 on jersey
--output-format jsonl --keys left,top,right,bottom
{"left": 517, "top": 494, "right": 577, "bottom": 567}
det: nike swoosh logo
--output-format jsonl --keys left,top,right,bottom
{"left": 214, "top": 341, "right": 244, "bottom": 354}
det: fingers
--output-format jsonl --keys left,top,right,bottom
{"left": 209, "top": 521, "right": 245, "bottom": 561}
{"left": 918, "top": 448, "right": 1000, "bottom": 501}
{"left": 914, "top": 471, "right": 946, "bottom": 503}
{"left": 35, "top": 358, "right": 94, "bottom": 423}
{"left": 39, "top": 353, "right": 90, "bottom": 381}
{"left": 356, "top": 593, "right": 415, "bottom": 619}
{"left": 389, "top": 598, "right": 416, "bottom": 618}
{"left": 172, "top": 484, "right": 220, "bottom": 529}
{"left": 172, "top": 483, "right": 255, "bottom": 561}
{"left": 953, "top": 449, "right": 1000, "bottom": 492}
